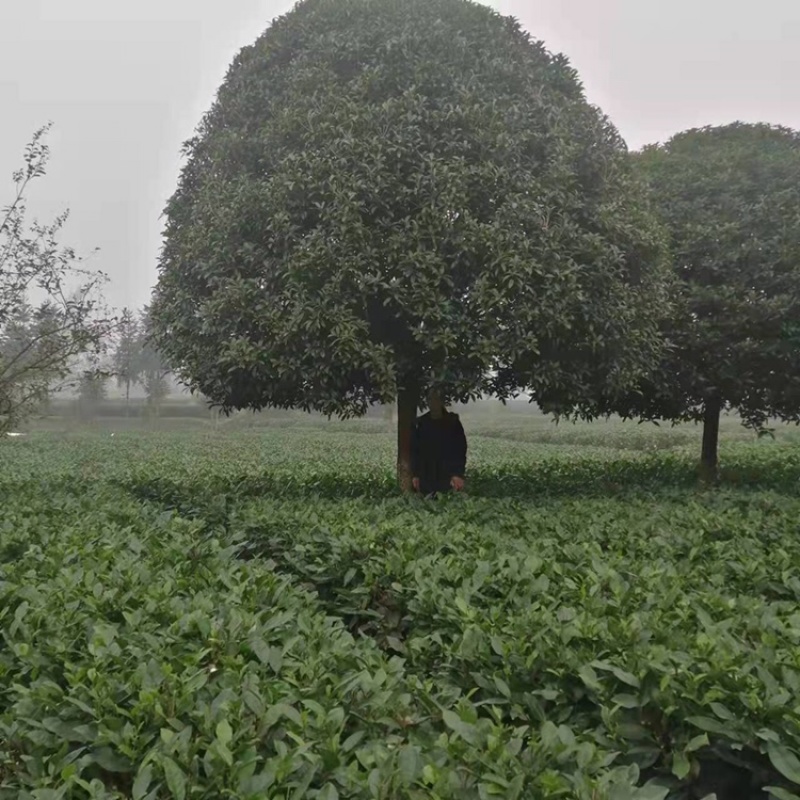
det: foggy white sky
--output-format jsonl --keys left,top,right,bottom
{"left": 2, "top": 0, "right": 799, "bottom": 311}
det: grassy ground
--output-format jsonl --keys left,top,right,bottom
{"left": 1, "top": 422, "right": 799, "bottom": 799}
{"left": 24, "top": 402, "right": 800, "bottom": 452}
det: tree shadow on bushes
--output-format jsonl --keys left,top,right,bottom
{"left": 117, "top": 450, "right": 800, "bottom": 515}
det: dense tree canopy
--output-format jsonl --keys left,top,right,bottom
{"left": 151, "top": 0, "right": 671, "bottom": 486}
{"left": 590, "top": 122, "right": 800, "bottom": 475}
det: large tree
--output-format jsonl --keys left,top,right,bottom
{"left": 587, "top": 123, "right": 800, "bottom": 478}
{"left": 150, "top": 0, "right": 671, "bottom": 489}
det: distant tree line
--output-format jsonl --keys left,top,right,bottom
{"left": 70, "top": 306, "right": 173, "bottom": 419}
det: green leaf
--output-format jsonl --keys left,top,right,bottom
{"left": 576, "top": 742, "right": 595, "bottom": 769}
{"left": 216, "top": 719, "right": 233, "bottom": 748}
{"left": 319, "top": 785, "right": 340, "bottom": 800}
{"left": 91, "top": 746, "right": 131, "bottom": 773}
{"left": 612, "top": 694, "right": 641, "bottom": 709}
{"left": 593, "top": 661, "right": 640, "bottom": 688}
{"left": 160, "top": 728, "right": 175, "bottom": 745}
{"left": 686, "top": 716, "right": 731, "bottom": 735}
{"left": 368, "top": 768, "right": 381, "bottom": 798}
{"left": 768, "top": 744, "right": 800, "bottom": 786}
{"left": 442, "top": 709, "right": 480, "bottom": 744}
{"left": 633, "top": 780, "right": 670, "bottom": 800}
{"left": 341, "top": 731, "right": 366, "bottom": 752}
{"left": 132, "top": 763, "right": 153, "bottom": 800}
{"left": 398, "top": 746, "right": 422, "bottom": 785}
{"left": 265, "top": 703, "right": 302, "bottom": 728}
{"left": 215, "top": 740, "right": 234, "bottom": 767}
{"left": 672, "top": 752, "right": 691, "bottom": 780}
{"left": 686, "top": 734, "right": 709, "bottom": 752}
{"left": 578, "top": 664, "right": 601, "bottom": 691}
{"left": 243, "top": 689, "right": 266, "bottom": 718}
{"left": 611, "top": 667, "right": 640, "bottom": 688}
{"left": 765, "top": 787, "right": 800, "bottom": 800}
{"left": 184, "top": 670, "right": 208, "bottom": 692}
{"left": 162, "top": 757, "right": 187, "bottom": 800}
{"left": 250, "top": 636, "right": 272, "bottom": 665}
{"left": 494, "top": 676, "right": 511, "bottom": 698}
{"left": 709, "top": 702, "right": 734, "bottom": 720}
{"left": 442, "top": 709, "right": 463, "bottom": 734}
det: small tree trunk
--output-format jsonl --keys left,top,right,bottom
{"left": 700, "top": 396, "right": 722, "bottom": 484}
{"left": 125, "top": 381, "right": 131, "bottom": 418}
{"left": 396, "top": 384, "right": 419, "bottom": 492}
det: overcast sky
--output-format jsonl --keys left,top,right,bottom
{"left": 2, "top": 0, "right": 799, "bottom": 311}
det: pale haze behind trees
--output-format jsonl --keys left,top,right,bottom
{"left": 1, "top": 0, "right": 798, "bottom": 312}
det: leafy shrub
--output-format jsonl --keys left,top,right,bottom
{"left": 2, "top": 430, "right": 800, "bottom": 798}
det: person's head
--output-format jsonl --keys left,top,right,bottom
{"left": 428, "top": 387, "right": 445, "bottom": 417}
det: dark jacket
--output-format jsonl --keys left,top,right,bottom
{"left": 411, "top": 410, "right": 468, "bottom": 494}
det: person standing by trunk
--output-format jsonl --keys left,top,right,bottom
{"left": 411, "top": 389, "right": 468, "bottom": 496}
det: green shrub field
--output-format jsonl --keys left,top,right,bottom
{"left": 2, "top": 427, "right": 800, "bottom": 799}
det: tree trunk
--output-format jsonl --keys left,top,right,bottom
{"left": 396, "top": 384, "right": 419, "bottom": 492}
{"left": 700, "top": 396, "right": 722, "bottom": 484}
{"left": 125, "top": 381, "right": 131, "bottom": 418}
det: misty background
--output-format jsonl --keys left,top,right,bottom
{"left": 2, "top": 0, "right": 799, "bottom": 313}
